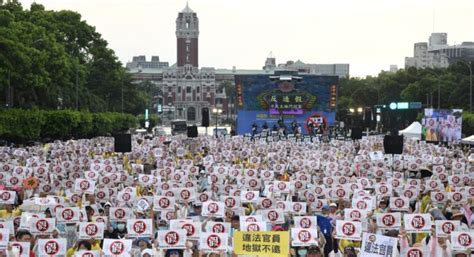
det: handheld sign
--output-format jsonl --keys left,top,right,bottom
{"left": 294, "top": 216, "right": 318, "bottom": 229}
{"left": 0, "top": 228, "right": 9, "bottom": 249}
{"left": 199, "top": 233, "right": 228, "bottom": 252}
{"left": 435, "top": 220, "right": 459, "bottom": 237}
{"left": 404, "top": 214, "right": 432, "bottom": 233}
{"left": 74, "top": 179, "right": 96, "bottom": 194}
{"left": 30, "top": 218, "right": 56, "bottom": 235}
{"left": 335, "top": 220, "right": 362, "bottom": 241}
{"left": 202, "top": 201, "right": 225, "bottom": 218}
{"left": 451, "top": 231, "right": 474, "bottom": 250}
{"left": 56, "top": 207, "right": 81, "bottom": 223}
{"left": 360, "top": 233, "right": 398, "bottom": 257}
{"left": 9, "top": 242, "right": 30, "bottom": 257}
{"left": 157, "top": 229, "right": 187, "bottom": 249}
{"left": 170, "top": 220, "right": 202, "bottom": 240}
{"left": 78, "top": 222, "right": 105, "bottom": 239}
{"left": 291, "top": 228, "right": 318, "bottom": 246}
{"left": 37, "top": 238, "right": 68, "bottom": 257}
{"left": 74, "top": 251, "right": 100, "bottom": 257}
{"left": 375, "top": 213, "right": 402, "bottom": 229}
{"left": 126, "top": 219, "right": 153, "bottom": 238}
{"left": 0, "top": 190, "right": 16, "bottom": 205}
{"left": 103, "top": 239, "right": 133, "bottom": 257}
{"left": 240, "top": 222, "right": 268, "bottom": 232}
{"left": 205, "top": 222, "right": 231, "bottom": 235}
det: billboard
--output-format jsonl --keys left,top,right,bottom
{"left": 422, "top": 109, "right": 463, "bottom": 142}
{"left": 235, "top": 74, "right": 338, "bottom": 135}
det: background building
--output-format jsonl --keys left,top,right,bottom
{"left": 405, "top": 33, "right": 473, "bottom": 69}
{"left": 125, "top": 3, "right": 350, "bottom": 124}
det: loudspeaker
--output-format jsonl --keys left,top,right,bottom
{"left": 187, "top": 125, "right": 198, "bottom": 138}
{"left": 384, "top": 135, "right": 404, "bottom": 154}
{"left": 202, "top": 107, "right": 210, "bottom": 127}
{"left": 114, "top": 134, "right": 132, "bottom": 153}
{"left": 351, "top": 128, "right": 363, "bottom": 140}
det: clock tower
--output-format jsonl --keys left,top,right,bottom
{"left": 176, "top": 2, "right": 199, "bottom": 67}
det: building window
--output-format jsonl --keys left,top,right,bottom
{"left": 186, "top": 21, "right": 190, "bottom": 29}
{"left": 186, "top": 87, "right": 191, "bottom": 93}
{"left": 186, "top": 44, "right": 190, "bottom": 52}
{"left": 197, "top": 97, "right": 200, "bottom": 101}
{"left": 207, "top": 87, "right": 211, "bottom": 92}
{"left": 178, "top": 87, "right": 181, "bottom": 93}
{"left": 196, "top": 87, "right": 200, "bottom": 93}
{"left": 186, "top": 55, "right": 190, "bottom": 62}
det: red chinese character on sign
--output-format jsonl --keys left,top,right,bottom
{"left": 342, "top": 223, "right": 356, "bottom": 236}
{"left": 110, "top": 241, "right": 124, "bottom": 255}
{"left": 207, "top": 234, "right": 221, "bottom": 249}
{"left": 411, "top": 216, "right": 426, "bottom": 230}
{"left": 44, "top": 241, "right": 59, "bottom": 255}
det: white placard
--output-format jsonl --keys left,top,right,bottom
{"left": 109, "top": 208, "right": 132, "bottom": 221}
{"left": 294, "top": 216, "right": 318, "bottom": 229}
{"left": 401, "top": 247, "right": 427, "bottom": 257}
{"left": 37, "top": 238, "right": 68, "bottom": 257}
{"left": 289, "top": 202, "right": 307, "bottom": 215}
{"left": 56, "top": 207, "right": 81, "bottom": 223}
{"left": 360, "top": 233, "right": 398, "bottom": 257}
{"left": 157, "top": 229, "right": 187, "bottom": 249}
{"left": 291, "top": 228, "right": 319, "bottom": 246}
{"left": 30, "top": 218, "right": 56, "bottom": 235}
{"left": 260, "top": 209, "right": 285, "bottom": 224}
{"left": 389, "top": 197, "right": 410, "bottom": 211}
{"left": 9, "top": 242, "right": 30, "bottom": 257}
{"left": 201, "top": 201, "right": 226, "bottom": 218}
{"left": 199, "top": 233, "right": 228, "bottom": 252}
{"left": 240, "top": 191, "right": 260, "bottom": 203}
{"left": 0, "top": 220, "right": 14, "bottom": 235}
{"left": 74, "top": 251, "right": 100, "bottom": 257}
{"left": 451, "top": 231, "right": 474, "bottom": 250}
{"left": 0, "top": 228, "right": 9, "bottom": 248}
{"left": 205, "top": 222, "right": 232, "bottom": 235}
{"left": 335, "top": 220, "right": 362, "bottom": 241}
{"left": 126, "top": 219, "right": 153, "bottom": 238}
{"left": 344, "top": 209, "right": 368, "bottom": 221}
{"left": 74, "top": 179, "right": 96, "bottom": 194}
{"left": 435, "top": 220, "right": 459, "bottom": 237}
{"left": 102, "top": 239, "right": 132, "bottom": 257}
{"left": 404, "top": 214, "right": 432, "bottom": 233}
{"left": 239, "top": 215, "right": 263, "bottom": 224}
{"left": 153, "top": 196, "right": 176, "bottom": 211}
{"left": 240, "top": 222, "right": 268, "bottom": 232}
{"left": 376, "top": 213, "right": 402, "bottom": 229}
{"left": 78, "top": 222, "right": 105, "bottom": 239}
{"left": 170, "top": 220, "right": 202, "bottom": 239}
{"left": 0, "top": 190, "right": 16, "bottom": 204}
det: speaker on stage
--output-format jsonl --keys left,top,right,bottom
{"left": 202, "top": 108, "right": 210, "bottom": 127}
{"left": 187, "top": 125, "right": 198, "bottom": 138}
{"left": 351, "top": 128, "right": 363, "bottom": 140}
{"left": 384, "top": 135, "right": 403, "bottom": 154}
{"left": 114, "top": 134, "right": 132, "bottom": 153}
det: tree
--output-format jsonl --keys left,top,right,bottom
{"left": 0, "top": 2, "right": 150, "bottom": 115}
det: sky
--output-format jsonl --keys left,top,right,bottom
{"left": 19, "top": 0, "right": 474, "bottom": 77}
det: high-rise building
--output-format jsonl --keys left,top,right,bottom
{"left": 405, "top": 33, "right": 473, "bottom": 69}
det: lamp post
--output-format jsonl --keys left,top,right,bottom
{"left": 212, "top": 107, "right": 222, "bottom": 138}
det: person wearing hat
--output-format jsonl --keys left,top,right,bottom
{"left": 450, "top": 209, "right": 469, "bottom": 231}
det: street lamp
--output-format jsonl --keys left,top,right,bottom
{"left": 357, "top": 107, "right": 363, "bottom": 113}
{"left": 212, "top": 107, "right": 222, "bottom": 138}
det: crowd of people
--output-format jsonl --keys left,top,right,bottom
{"left": 0, "top": 133, "right": 473, "bottom": 257}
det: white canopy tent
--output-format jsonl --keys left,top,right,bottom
{"left": 461, "top": 135, "right": 474, "bottom": 145}
{"left": 399, "top": 121, "right": 422, "bottom": 140}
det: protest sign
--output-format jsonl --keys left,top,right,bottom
{"left": 233, "top": 231, "right": 289, "bottom": 257}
